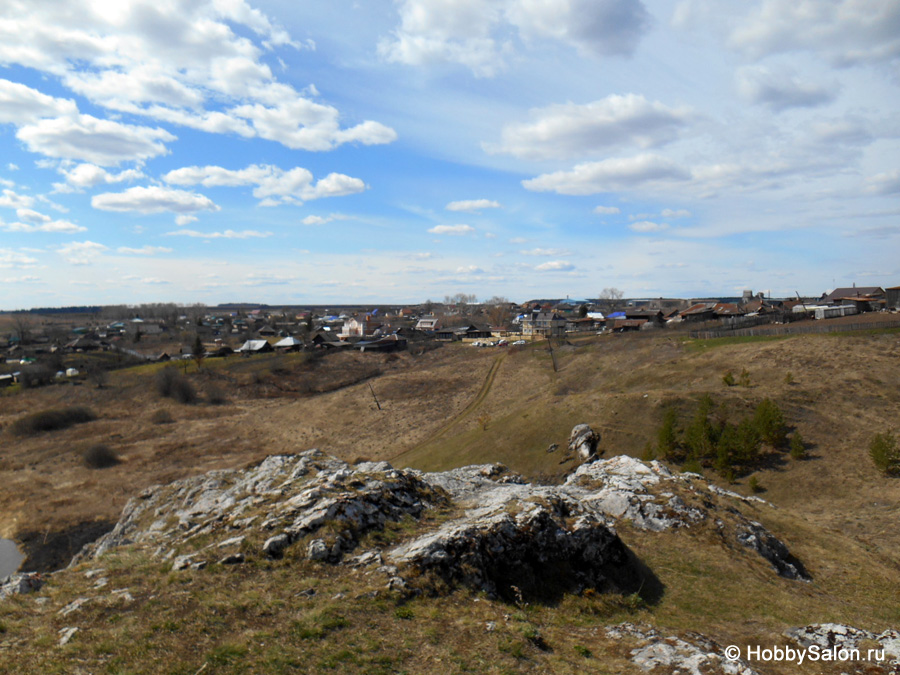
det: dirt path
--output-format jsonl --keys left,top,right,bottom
{"left": 390, "top": 352, "right": 506, "bottom": 461}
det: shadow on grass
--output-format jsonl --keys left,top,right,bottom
{"left": 17, "top": 519, "right": 116, "bottom": 573}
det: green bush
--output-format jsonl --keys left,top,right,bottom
{"left": 722, "top": 371, "right": 735, "bottom": 386}
{"left": 738, "top": 368, "right": 751, "bottom": 387}
{"left": 82, "top": 444, "right": 120, "bottom": 469}
{"left": 10, "top": 406, "right": 95, "bottom": 436}
{"left": 869, "top": 431, "right": 900, "bottom": 476}
{"left": 790, "top": 432, "right": 806, "bottom": 459}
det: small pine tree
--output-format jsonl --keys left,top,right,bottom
{"left": 734, "top": 418, "right": 762, "bottom": 466}
{"left": 722, "top": 371, "right": 735, "bottom": 387}
{"left": 748, "top": 475, "right": 762, "bottom": 493}
{"left": 738, "top": 368, "right": 751, "bottom": 387}
{"left": 684, "top": 394, "right": 717, "bottom": 462}
{"left": 790, "top": 432, "right": 806, "bottom": 460}
{"left": 192, "top": 334, "right": 206, "bottom": 370}
{"left": 754, "top": 398, "right": 786, "bottom": 448}
{"left": 869, "top": 431, "right": 900, "bottom": 476}
{"left": 715, "top": 423, "right": 738, "bottom": 476}
{"left": 657, "top": 408, "right": 679, "bottom": 460}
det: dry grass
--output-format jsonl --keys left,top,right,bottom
{"left": 1, "top": 327, "right": 899, "bottom": 673}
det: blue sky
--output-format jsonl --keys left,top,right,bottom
{"left": 1, "top": 0, "right": 898, "bottom": 309}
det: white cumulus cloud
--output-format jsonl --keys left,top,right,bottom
{"left": 489, "top": 94, "right": 692, "bottom": 160}
{"left": 629, "top": 220, "right": 668, "bottom": 232}
{"left": 17, "top": 114, "right": 175, "bottom": 166}
{"left": 535, "top": 260, "right": 575, "bottom": 271}
{"left": 428, "top": 224, "right": 476, "bottom": 235}
{"left": 54, "top": 163, "right": 145, "bottom": 191}
{"left": 57, "top": 240, "right": 108, "bottom": 265}
{"left": 523, "top": 154, "right": 691, "bottom": 195}
{"left": 446, "top": 199, "right": 502, "bottom": 212}
{"left": 116, "top": 245, "right": 173, "bottom": 255}
{"left": 0, "top": 79, "right": 78, "bottom": 125}
{"left": 0, "top": 1, "right": 396, "bottom": 153}
{"left": 163, "top": 164, "right": 366, "bottom": 205}
{"left": 379, "top": 0, "right": 651, "bottom": 76}
{"left": 92, "top": 186, "right": 219, "bottom": 214}
{"left": 165, "top": 229, "right": 271, "bottom": 239}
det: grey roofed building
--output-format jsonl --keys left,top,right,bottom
{"left": 274, "top": 336, "right": 303, "bottom": 350}
{"left": 238, "top": 339, "right": 273, "bottom": 354}
{"left": 821, "top": 286, "right": 884, "bottom": 304}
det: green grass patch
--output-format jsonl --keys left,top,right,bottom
{"left": 681, "top": 333, "right": 792, "bottom": 352}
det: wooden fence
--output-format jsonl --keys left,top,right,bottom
{"left": 689, "top": 318, "right": 900, "bottom": 340}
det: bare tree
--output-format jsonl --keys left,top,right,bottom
{"left": 483, "top": 296, "right": 512, "bottom": 327}
{"left": 598, "top": 287, "right": 624, "bottom": 313}
{"left": 12, "top": 313, "right": 33, "bottom": 346}
{"left": 444, "top": 293, "right": 478, "bottom": 316}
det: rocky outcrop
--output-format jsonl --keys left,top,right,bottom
{"left": 70, "top": 447, "right": 809, "bottom": 599}
{"left": 0, "top": 572, "right": 43, "bottom": 600}
{"left": 606, "top": 623, "right": 758, "bottom": 675}
{"left": 568, "top": 423, "right": 599, "bottom": 461}
{"left": 787, "top": 623, "right": 900, "bottom": 667}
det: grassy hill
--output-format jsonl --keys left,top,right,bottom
{"left": 2, "top": 327, "right": 899, "bottom": 672}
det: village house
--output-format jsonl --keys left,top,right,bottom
{"left": 521, "top": 311, "right": 567, "bottom": 338}
{"left": 821, "top": 286, "right": 884, "bottom": 306}
{"left": 340, "top": 314, "right": 385, "bottom": 340}
{"left": 887, "top": 286, "right": 900, "bottom": 311}
{"left": 238, "top": 339, "right": 273, "bottom": 355}
{"left": 414, "top": 315, "right": 442, "bottom": 332}
{"left": 679, "top": 303, "right": 717, "bottom": 323}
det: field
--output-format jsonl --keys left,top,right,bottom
{"left": 2, "top": 324, "right": 900, "bottom": 672}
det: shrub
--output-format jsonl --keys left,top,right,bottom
{"left": 748, "top": 475, "right": 763, "bottom": 493}
{"left": 681, "top": 459, "right": 703, "bottom": 475}
{"left": 477, "top": 412, "right": 491, "bottom": 431}
{"left": 150, "top": 409, "right": 174, "bottom": 424}
{"left": 205, "top": 385, "right": 228, "bottom": 405}
{"left": 722, "top": 371, "right": 735, "bottom": 387}
{"left": 869, "top": 431, "right": 900, "bottom": 476}
{"left": 82, "top": 444, "right": 119, "bottom": 469}
{"left": 738, "top": 368, "right": 751, "bottom": 387}
{"left": 790, "top": 432, "right": 806, "bottom": 460}
{"left": 154, "top": 367, "right": 197, "bottom": 404}
{"left": 394, "top": 606, "right": 414, "bottom": 620}
{"left": 10, "top": 406, "right": 95, "bottom": 436}
{"left": 784, "top": 371, "right": 794, "bottom": 385}
{"left": 574, "top": 645, "right": 592, "bottom": 658}
{"left": 18, "top": 365, "right": 54, "bottom": 390}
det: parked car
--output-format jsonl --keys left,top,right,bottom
{"left": 512, "top": 339, "right": 527, "bottom": 345}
